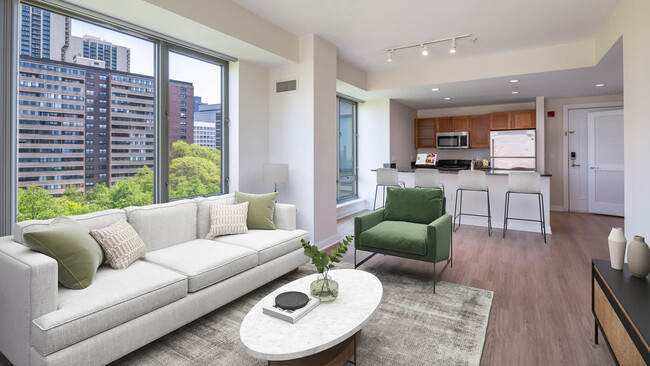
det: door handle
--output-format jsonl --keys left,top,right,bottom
{"left": 571, "top": 163, "right": 580, "bottom": 167}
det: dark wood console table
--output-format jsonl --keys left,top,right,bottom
{"left": 592, "top": 259, "right": 649, "bottom": 365}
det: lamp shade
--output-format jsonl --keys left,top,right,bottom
{"left": 263, "top": 164, "right": 288, "bottom": 183}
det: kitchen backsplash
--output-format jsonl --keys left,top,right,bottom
{"left": 416, "top": 147, "right": 490, "bottom": 161}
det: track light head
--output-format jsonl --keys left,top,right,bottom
{"left": 421, "top": 44, "right": 429, "bottom": 56}
{"left": 450, "top": 38, "right": 457, "bottom": 54}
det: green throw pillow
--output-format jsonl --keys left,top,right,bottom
{"left": 384, "top": 187, "right": 444, "bottom": 224}
{"left": 24, "top": 216, "right": 104, "bottom": 289}
{"left": 235, "top": 191, "right": 278, "bottom": 230}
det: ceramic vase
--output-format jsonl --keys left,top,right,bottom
{"left": 627, "top": 235, "right": 650, "bottom": 278}
{"left": 608, "top": 227, "right": 626, "bottom": 270}
{"left": 310, "top": 274, "right": 339, "bottom": 302}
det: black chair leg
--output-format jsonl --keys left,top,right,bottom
{"left": 486, "top": 189, "right": 492, "bottom": 237}
{"left": 433, "top": 260, "right": 436, "bottom": 294}
{"left": 453, "top": 189, "right": 460, "bottom": 232}
{"left": 540, "top": 193, "right": 547, "bottom": 244}
{"left": 503, "top": 191, "right": 509, "bottom": 238}
{"left": 373, "top": 185, "right": 380, "bottom": 210}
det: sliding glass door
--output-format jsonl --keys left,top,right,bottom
{"left": 337, "top": 96, "right": 357, "bottom": 202}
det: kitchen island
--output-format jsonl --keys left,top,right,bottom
{"left": 373, "top": 169, "right": 551, "bottom": 235}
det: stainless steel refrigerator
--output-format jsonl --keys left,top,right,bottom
{"left": 490, "top": 129, "right": 536, "bottom": 171}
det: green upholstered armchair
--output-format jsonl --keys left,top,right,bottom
{"left": 354, "top": 187, "right": 452, "bottom": 293}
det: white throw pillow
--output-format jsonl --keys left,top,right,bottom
{"left": 90, "top": 219, "right": 147, "bottom": 269}
{"left": 206, "top": 202, "right": 249, "bottom": 238}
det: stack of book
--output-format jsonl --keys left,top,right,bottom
{"left": 262, "top": 296, "right": 320, "bottom": 324}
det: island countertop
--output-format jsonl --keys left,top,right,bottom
{"left": 372, "top": 168, "right": 551, "bottom": 177}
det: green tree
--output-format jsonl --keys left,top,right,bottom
{"left": 17, "top": 186, "right": 65, "bottom": 221}
{"left": 61, "top": 186, "right": 84, "bottom": 203}
{"left": 83, "top": 183, "right": 111, "bottom": 209}
{"left": 108, "top": 178, "right": 153, "bottom": 209}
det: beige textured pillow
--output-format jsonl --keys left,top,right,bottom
{"left": 90, "top": 219, "right": 147, "bottom": 269}
{"left": 206, "top": 202, "right": 249, "bottom": 238}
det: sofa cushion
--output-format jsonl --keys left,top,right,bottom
{"left": 384, "top": 187, "right": 444, "bottom": 224}
{"left": 14, "top": 209, "right": 126, "bottom": 245}
{"left": 359, "top": 221, "right": 428, "bottom": 256}
{"left": 235, "top": 192, "right": 278, "bottom": 230}
{"left": 206, "top": 202, "right": 249, "bottom": 238}
{"left": 215, "top": 229, "right": 309, "bottom": 265}
{"left": 143, "top": 239, "right": 258, "bottom": 292}
{"left": 124, "top": 199, "right": 197, "bottom": 251}
{"left": 90, "top": 219, "right": 147, "bottom": 269}
{"left": 31, "top": 261, "right": 187, "bottom": 356}
{"left": 195, "top": 193, "right": 236, "bottom": 239}
{"left": 24, "top": 216, "right": 104, "bottom": 289}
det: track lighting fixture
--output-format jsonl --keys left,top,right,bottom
{"left": 383, "top": 33, "right": 471, "bottom": 62}
{"left": 511, "top": 87, "right": 520, "bottom": 95}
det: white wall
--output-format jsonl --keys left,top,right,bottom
{"left": 543, "top": 94, "right": 624, "bottom": 210}
{"left": 268, "top": 34, "right": 337, "bottom": 246}
{"left": 596, "top": 0, "right": 650, "bottom": 245}
{"left": 389, "top": 100, "right": 416, "bottom": 169}
{"left": 357, "top": 99, "right": 391, "bottom": 209}
{"left": 228, "top": 60, "right": 270, "bottom": 194}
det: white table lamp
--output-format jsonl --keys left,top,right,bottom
{"left": 263, "top": 164, "right": 288, "bottom": 192}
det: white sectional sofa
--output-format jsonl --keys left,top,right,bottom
{"left": 0, "top": 193, "right": 309, "bottom": 366}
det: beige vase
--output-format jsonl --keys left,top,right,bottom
{"left": 627, "top": 235, "right": 650, "bottom": 278}
{"left": 608, "top": 227, "right": 626, "bottom": 270}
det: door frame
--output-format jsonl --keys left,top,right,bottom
{"left": 562, "top": 101, "right": 623, "bottom": 212}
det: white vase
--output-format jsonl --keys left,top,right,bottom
{"left": 627, "top": 236, "right": 650, "bottom": 278}
{"left": 608, "top": 227, "right": 626, "bottom": 270}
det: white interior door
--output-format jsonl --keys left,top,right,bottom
{"left": 587, "top": 110, "right": 624, "bottom": 216}
{"left": 568, "top": 107, "right": 622, "bottom": 212}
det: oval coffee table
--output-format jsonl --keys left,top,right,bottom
{"left": 240, "top": 269, "right": 383, "bottom": 365}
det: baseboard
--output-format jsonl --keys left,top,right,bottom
{"left": 550, "top": 205, "right": 566, "bottom": 212}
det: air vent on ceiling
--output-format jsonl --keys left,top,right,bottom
{"left": 276, "top": 80, "right": 297, "bottom": 93}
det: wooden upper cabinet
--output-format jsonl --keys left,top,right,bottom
{"left": 414, "top": 118, "right": 436, "bottom": 148}
{"left": 490, "top": 112, "right": 511, "bottom": 130}
{"left": 490, "top": 110, "right": 536, "bottom": 130}
{"left": 513, "top": 110, "right": 536, "bottom": 129}
{"left": 435, "top": 117, "right": 454, "bottom": 133}
{"left": 452, "top": 116, "right": 470, "bottom": 132}
{"left": 470, "top": 115, "right": 490, "bottom": 148}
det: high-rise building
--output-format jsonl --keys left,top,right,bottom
{"left": 169, "top": 80, "right": 194, "bottom": 144}
{"left": 193, "top": 96, "right": 206, "bottom": 112}
{"left": 193, "top": 103, "right": 222, "bottom": 150}
{"left": 19, "top": 5, "right": 68, "bottom": 60}
{"left": 18, "top": 58, "right": 86, "bottom": 195}
{"left": 65, "top": 35, "right": 131, "bottom": 72}
{"left": 18, "top": 56, "right": 196, "bottom": 194}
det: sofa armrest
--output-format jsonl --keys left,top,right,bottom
{"left": 0, "top": 236, "right": 58, "bottom": 366}
{"left": 354, "top": 209, "right": 385, "bottom": 245}
{"left": 427, "top": 214, "right": 452, "bottom": 262}
{"left": 274, "top": 203, "right": 297, "bottom": 231}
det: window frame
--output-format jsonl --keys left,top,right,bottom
{"left": 1, "top": 0, "right": 234, "bottom": 234}
{"left": 336, "top": 95, "right": 358, "bottom": 203}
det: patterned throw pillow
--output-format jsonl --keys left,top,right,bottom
{"left": 90, "top": 219, "right": 147, "bottom": 269}
{"left": 206, "top": 202, "right": 249, "bottom": 238}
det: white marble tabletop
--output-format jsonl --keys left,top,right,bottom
{"left": 240, "top": 269, "right": 383, "bottom": 361}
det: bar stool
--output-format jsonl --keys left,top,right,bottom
{"left": 373, "top": 168, "right": 405, "bottom": 210}
{"left": 414, "top": 169, "right": 445, "bottom": 195}
{"left": 503, "top": 172, "right": 546, "bottom": 243}
{"left": 453, "top": 170, "right": 492, "bottom": 236}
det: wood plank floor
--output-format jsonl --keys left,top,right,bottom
{"left": 329, "top": 210, "right": 620, "bottom": 365}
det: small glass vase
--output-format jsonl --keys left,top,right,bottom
{"left": 310, "top": 273, "right": 339, "bottom": 302}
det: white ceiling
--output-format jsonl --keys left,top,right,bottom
{"left": 231, "top": 0, "right": 622, "bottom": 109}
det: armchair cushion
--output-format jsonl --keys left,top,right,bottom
{"left": 359, "top": 221, "right": 427, "bottom": 256}
{"left": 383, "top": 187, "right": 444, "bottom": 224}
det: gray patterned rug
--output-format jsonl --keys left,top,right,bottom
{"left": 111, "top": 263, "right": 493, "bottom": 366}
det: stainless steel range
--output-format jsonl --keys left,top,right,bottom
{"left": 435, "top": 159, "right": 472, "bottom": 171}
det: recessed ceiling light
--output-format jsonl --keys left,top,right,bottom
{"left": 509, "top": 79, "right": 520, "bottom": 83}
{"left": 431, "top": 88, "right": 440, "bottom": 91}
{"left": 444, "top": 97, "right": 452, "bottom": 100}
{"left": 511, "top": 91, "right": 519, "bottom": 94}
{"left": 595, "top": 83, "right": 605, "bottom": 87}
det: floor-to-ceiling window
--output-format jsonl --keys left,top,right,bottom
{"left": 7, "top": 1, "right": 230, "bottom": 224}
{"left": 337, "top": 96, "right": 357, "bottom": 202}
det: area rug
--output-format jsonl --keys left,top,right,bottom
{"left": 111, "top": 263, "right": 493, "bottom": 366}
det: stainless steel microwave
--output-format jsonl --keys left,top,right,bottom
{"left": 436, "top": 131, "right": 469, "bottom": 148}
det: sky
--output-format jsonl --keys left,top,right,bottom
{"left": 71, "top": 19, "right": 222, "bottom": 104}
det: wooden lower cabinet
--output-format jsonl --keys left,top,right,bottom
{"left": 470, "top": 115, "right": 490, "bottom": 148}
{"left": 592, "top": 260, "right": 649, "bottom": 365}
